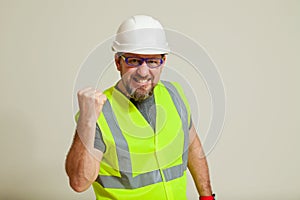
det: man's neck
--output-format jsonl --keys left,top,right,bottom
{"left": 115, "top": 80, "right": 131, "bottom": 99}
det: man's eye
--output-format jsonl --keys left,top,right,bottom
{"left": 148, "top": 60, "right": 159, "bottom": 64}
{"left": 128, "top": 58, "right": 141, "bottom": 65}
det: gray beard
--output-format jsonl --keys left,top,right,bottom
{"left": 125, "top": 83, "right": 153, "bottom": 102}
{"left": 130, "top": 89, "right": 153, "bottom": 102}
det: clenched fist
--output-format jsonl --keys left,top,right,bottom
{"left": 77, "top": 87, "right": 107, "bottom": 123}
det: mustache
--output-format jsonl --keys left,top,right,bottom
{"left": 131, "top": 74, "right": 153, "bottom": 82}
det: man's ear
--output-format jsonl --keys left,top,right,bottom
{"left": 162, "top": 55, "right": 167, "bottom": 63}
{"left": 115, "top": 54, "right": 121, "bottom": 71}
{"left": 160, "top": 55, "right": 167, "bottom": 70}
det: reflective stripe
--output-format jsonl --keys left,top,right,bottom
{"left": 102, "top": 100, "right": 132, "bottom": 173}
{"left": 161, "top": 81, "right": 189, "bottom": 168}
{"left": 97, "top": 163, "right": 185, "bottom": 189}
{"left": 97, "top": 82, "right": 189, "bottom": 189}
{"left": 97, "top": 169, "right": 162, "bottom": 189}
{"left": 163, "top": 164, "right": 185, "bottom": 182}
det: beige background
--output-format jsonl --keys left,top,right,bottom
{"left": 1, "top": 0, "right": 299, "bottom": 199}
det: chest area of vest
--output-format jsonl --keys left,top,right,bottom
{"left": 105, "top": 87, "right": 186, "bottom": 171}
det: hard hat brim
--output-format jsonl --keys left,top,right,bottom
{"left": 112, "top": 46, "right": 169, "bottom": 55}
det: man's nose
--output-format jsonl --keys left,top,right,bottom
{"left": 136, "top": 61, "right": 149, "bottom": 77}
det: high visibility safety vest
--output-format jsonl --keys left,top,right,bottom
{"left": 94, "top": 81, "right": 191, "bottom": 200}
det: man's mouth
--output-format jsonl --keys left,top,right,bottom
{"left": 133, "top": 77, "right": 151, "bottom": 84}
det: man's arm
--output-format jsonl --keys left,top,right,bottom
{"left": 65, "top": 130, "right": 102, "bottom": 192}
{"left": 65, "top": 87, "right": 106, "bottom": 192}
{"left": 188, "top": 123, "right": 213, "bottom": 196}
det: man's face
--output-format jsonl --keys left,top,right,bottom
{"left": 115, "top": 53, "right": 166, "bottom": 102}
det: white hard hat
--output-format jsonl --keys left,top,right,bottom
{"left": 112, "top": 15, "right": 170, "bottom": 54}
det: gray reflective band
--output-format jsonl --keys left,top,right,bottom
{"left": 102, "top": 100, "right": 132, "bottom": 173}
{"left": 161, "top": 81, "right": 189, "bottom": 168}
{"left": 97, "top": 169, "right": 162, "bottom": 189}
{"left": 96, "top": 163, "right": 185, "bottom": 189}
{"left": 98, "top": 82, "right": 189, "bottom": 189}
{"left": 163, "top": 164, "right": 185, "bottom": 182}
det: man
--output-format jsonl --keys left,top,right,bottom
{"left": 66, "top": 15, "right": 215, "bottom": 200}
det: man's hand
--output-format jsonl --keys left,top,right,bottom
{"left": 77, "top": 87, "right": 107, "bottom": 123}
{"left": 76, "top": 87, "right": 107, "bottom": 150}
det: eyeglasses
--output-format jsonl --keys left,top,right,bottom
{"left": 120, "top": 55, "right": 164, "bottom": 68}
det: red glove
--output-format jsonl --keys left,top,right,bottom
{"left": 199, "top": 194, "right": 215, "bottom": 200}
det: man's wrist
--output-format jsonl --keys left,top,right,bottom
{"left": 77, "top": 114, "right": 97, "bottom": 127}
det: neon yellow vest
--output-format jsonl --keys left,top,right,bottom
{"left": 94, "top": 81, "right": 191, "bottom": 200}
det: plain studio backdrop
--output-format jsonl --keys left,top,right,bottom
{"left": 0, "top": 0, "right": 299, "bottom": 199}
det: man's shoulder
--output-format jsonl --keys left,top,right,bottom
{"left": 159, "top": 80, "right": 184, "bottom": 95}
